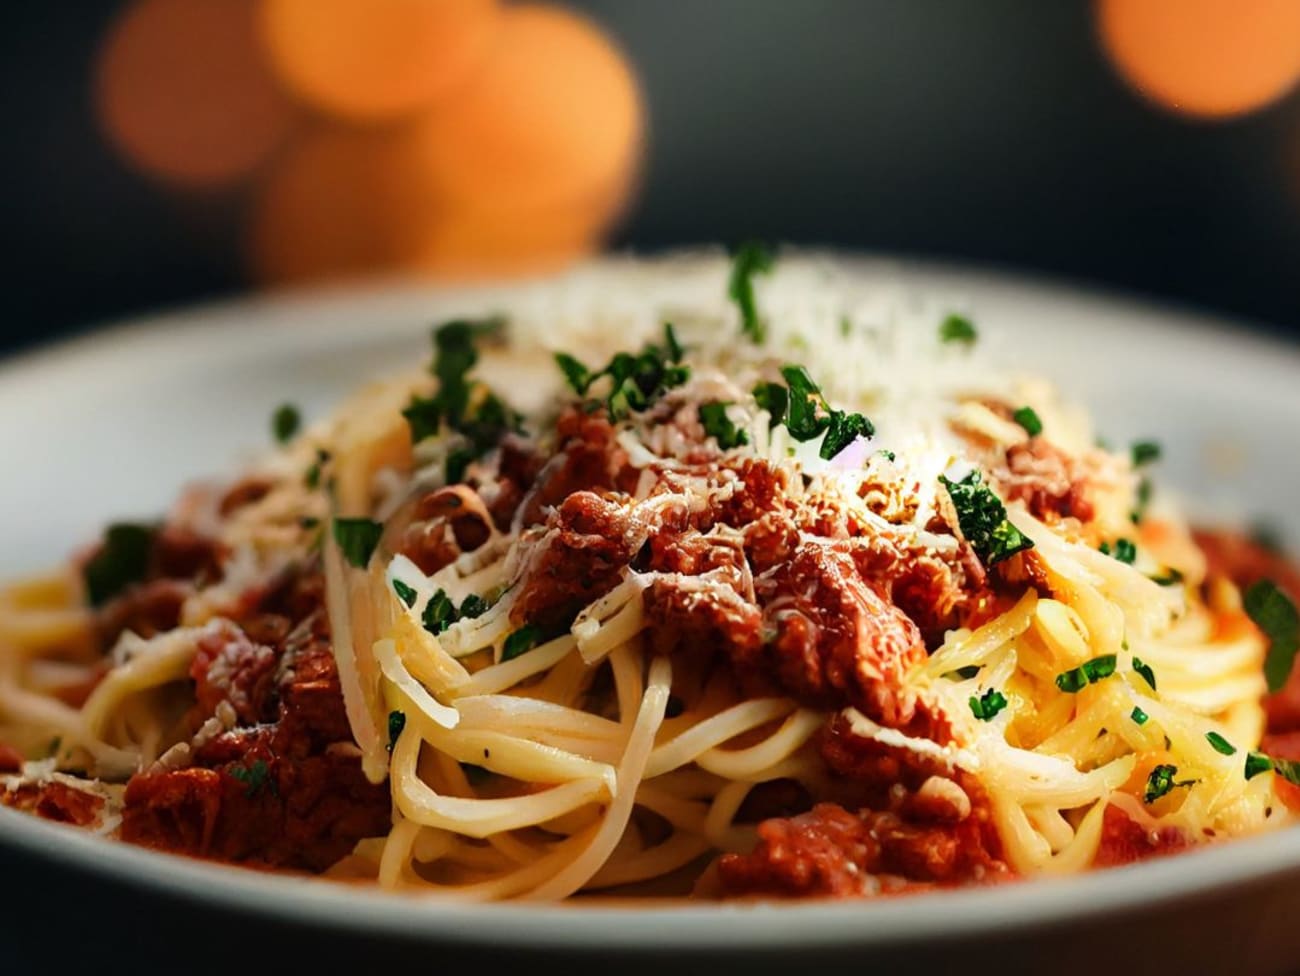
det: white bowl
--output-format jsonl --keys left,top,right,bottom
{"left": 2, "top": 254, "right": 1298, "bottom": 974}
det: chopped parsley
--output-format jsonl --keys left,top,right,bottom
{"left": 392, "top": 579, "right": 418, "bottom": 608}
{"left": 459, "top": 594, "right": 491, "bottom": 620}
{"left": 1130, "top": 706, "right": 1149, "bottom": 726}
{"left": 940, "top": 470, "right": 1034, "bottom": 566}
{"left": 1055, "top": 654, "right": 1118, "bottom": 693}
{"left": 332, "top": 518, "right": 383, "bottom": 568}
{"left": 387, "top": 710, "right": 406, "bottom": 752}
{"left": 1143, "top": 763, "right": 1193, "bottom": 804}
{"left": 968, "top": 688, "right": 1008, "bottom": 721}
{"left": 1132, "top": 656, "right": 1157, "bottom": 690}
{"left": 946, "top": 665, "right": 982, "bottom": 681}
{"left": 403, "top": 318, "right": 520, "bottom": 481}
{"left": 729, "top": 241, "right": 776, "bottom": 342}
{"left": 1131, "top": 441, "right": 1162, "bottom": 467}
{"left": 1273, "top": 757, "right": 1300, "bottom": 787}
{"left": 82, "top": 522, "right": 156, "bottom": 607}
{"left": 698, "top": 402, "right": 749, "bottom": 450}
{"left": 939, "top": 314, "right": 977, "bottom": 345}
{"left": 553, "top": 324, "right": 690, "bottom": 420}
{"left": 756, "top": 364, "right": 875, "bottom": 459}
{"left": 1245, "top": 751, "right": 1275, "bottom": 780}
{"left": 821, "top": 410, "right": 875, "bottom": 460}
{"left": 1131, "top": 477, "right": 1153, "bottom": 524}
{"left": 305, "top": 448, "right": 329, "bottom": 489}
{"left": 1243, "top": 579, "right": 1300, "bottom": 692}
{"left": 1205, "top": 731, "right": 1237, "bottom": 756}
{"left": 1100, "top": 538, "right": 1137, "bottom": 565}
{"left": 272, "top": 403, "right": 301, "bottom": 444}
{"left": 1150, "top": 568, "right": 1184, "bottom": 586}
{"left": 229, "top": 759, "right": 274, "bottom": 799}
{"left": 1012, "top": 406, "right": 1042, "bottom": 437}
{"left": 878, "top": 449, "right": 897, "bottom": 462}
{"left": 422, "top": 590, "right": 457, "bottom": 634}
{"left": 502, "top": 624, "right": 542, "bottom": 661}
{"left": 752, "top": 381, "right": 788, "bottom": 427}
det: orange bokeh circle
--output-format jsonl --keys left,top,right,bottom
{"left": 1097, "top": 0, "right": 1300, "bottom": 118}
{"left": 97, "top": 0, "right": 295, "bottom": 188}
{"left": 260, "top": 0, "right": 501, "bottom": 123}
{"left": 413, "top": 2, "right": 645, "bottom": 215}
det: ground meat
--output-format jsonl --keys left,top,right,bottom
{"left": 2, "top": 779, "right": 106, "bottom": 827}
{"left": 716, "top": 798, "right": 1009, "bottom": 898}
{"left": 515, "top": 408, "right": 640, "bottom": 527}
{"left": 120, "top": 563, "right": 391, "bottom": 871}
{"left": 511, "top": 491, "right": 645, "bottom": 632}
{"left": 642, "top": 574, "right": 764, "bottom": 663}
{"left": 997, "top": 440, "right": 1094, "bottom": 524}
{"left": 396, "top": 485, "right": 497, "bottom": 576}
{"left": 1093, "top": 804, "right": 1188, "bottom": 867}
{"left": 96, "top": 578, "right": 191, "bottom": 648}
{"left": 218, "top": 477, "right": 274, "bottom": 517}
{"left": 189, "top": 621, "right": 279, "bottom": 726}
{"left": 819, "top": 711, "right": 955, "bottom": 791}
{"left": 747, "top": 542, "right": 927, "bottom": 728}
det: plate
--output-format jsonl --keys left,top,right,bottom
{"left": 2, "top": 253, "right": 1299, "bottom": 975}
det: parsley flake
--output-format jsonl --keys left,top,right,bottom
{"left": 552, "top": 324, "right": 690, "bottom": 421}
{"left": 502, "top": 624, "right": 541, "bottom": 661}
{"left": 332, "top": 518, "right": 383, "bottom": 568}
{"left": 757, "top": 365, "right": 874, "bottom": 458}
{"left": 272, "top": 403, "right": 301, "bottom": 444}
{"left": 1205, "top": 732, "right": 1237, "bottom": 756}
{"left": 729, "top": 241, "right": 776, "bottom": 342}
{"left": 1245, "top": 751, "right": 1275, "bottom": 780}
{"left": 1143, "top": 763, "right": 1192, "bottom": 804}
{"left": 1132, "top": 656, "right": 1157, "bottom": 691}
{"left": 422, "top": 589, "right": 457, "bottom": 635}
{"left": 968, "top": 688, "right": 1008, "bottom": 721}
{"left": 1055, "top": 654, "right": 1118, "bottom": 693}
{"left": 939, "top": 314, "right": 977, "bottom": 345}
{"left": 392, "top": 579, "right": 418, "bottom": 608}
{"left": 1244, "top": 579, "right": 1300, "bottom": 692}
{"left": 1130, "top": 706, "right": 1149, "bottom": 725}
{"left": 1132, "top": 441, "right": 1162, "bottom": 467}
{"left": 1012, "top": 406, "right": 1042, "bottom": 437}
{"left": 82, "top": 522, "right": 156, "bottom": 607}
{"left": 229, "top": 759, "right": 274, "bottom": 799}
{"left": 699, "top": 402, "right": 749, "bottom": 450}
{"left": 940, "top": 470, "right": 1034, "bottom": 566}
{"left": 1101, "top": 538, "right": 1137, "bottom": 565}
{"left": 387, "top": 710, "right": 406, "bottom": 752}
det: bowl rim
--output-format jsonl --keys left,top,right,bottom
{"left": 3, "top": 251, "right": 1299, "bottom": 949}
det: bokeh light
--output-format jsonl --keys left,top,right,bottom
{"left": 260, "top": 0, "right": 501, "bottom": 123}
{"left": 97, "top": 0, "right": 295, "bottom": 189}
{"left": 93, "top": 0, "right": 645, "bottom": 287}
{"left": 1097, "top": 0, "right": 1300, "bottom": 119}
{"left": 412, "top": 3, "right": 644, "bottom": 215}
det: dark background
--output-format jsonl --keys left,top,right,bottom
{"left": 5, "top": 1, "right": 1300, "bottom": 353}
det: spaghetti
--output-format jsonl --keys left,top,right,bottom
{"left": 1, "top": 253, "right": 1296, "bottom": 900}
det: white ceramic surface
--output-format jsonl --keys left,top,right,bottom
{"left": 2, "top": 255, "right": 1299, "bottom": 974}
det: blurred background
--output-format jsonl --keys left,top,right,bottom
{"left": 5, "top": 0, "right": 1300, "bottom": 353}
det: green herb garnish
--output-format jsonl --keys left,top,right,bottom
{"left": 939, "top": 314, "right": 977, "bottom": 345}
{"left": 502, "top": 624, "right": 541, "bottom": 661}
{"left": 1132, "top": 656, "right": 1157, "bottom": 691}
{"left": 757, "top": 365, "right": 874, "bottom": 459}
{"left": 729, "top": 241, "right": 776, "bottom": 342}
{"left": 82, "top": 522, "right": 156, "bottom": 607}
{"left": 1131, "top": 441, "right": 1162, "bottom": 467}
{"left": 422, "top": 589, "right": 457, "bottom": 635}
{"left": 552, "top": 324, "right": 689, "bottom": 421}
{"left": 1055, "top": 654, "right": 1118, "bottom": 693}
{"left": 392, "top": 579, "right": 418, "bottom": 608}
{"left": 1143, "top": 763, "right": 1192, "bottom": 804}
{"left": 820, "top": 410, "right": 875, "bottom": 460}
{"left": 1130, "top": 706, "right": 1149, "bottom": 725}
{"left": 1244, "top": 579, "right": 1300, "bottom": 692}
{"left": 968, "top": 688, "right": 1008, "bottom": 721}
{"left": 272, "top": 403, "right": 301, "bottom": 444}
{"left": 752, "top": 381, "right": 788, "bottom": 427}
{"left": 1012, "top": 406, "right": 1042, "bottom": 437}
{"left": 1101, "top": 538, "right": 1137, "bottom": 565}
{"left": 459, "top": 594, "right": 490, "bottom": 620}
{"left": 1245, "top": 751, "right": 1275, "bottom": 780}
{"left": 332, "top": 518, "right": 383, "bottom": 568}
{"left": 698, "top": 402, "right": 749, "bottom": 450}
{"left": 940, "top": 470, "right": 1034, "bottom": 566}
{"left": 1150, "top": 568, "right": 1184, "bottom": 586}
{"left": 1205, "top": 732, "right": 1237, "bottom": 756}
{"left": 388, "top": 710, "right": 406, "bottom": 752}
